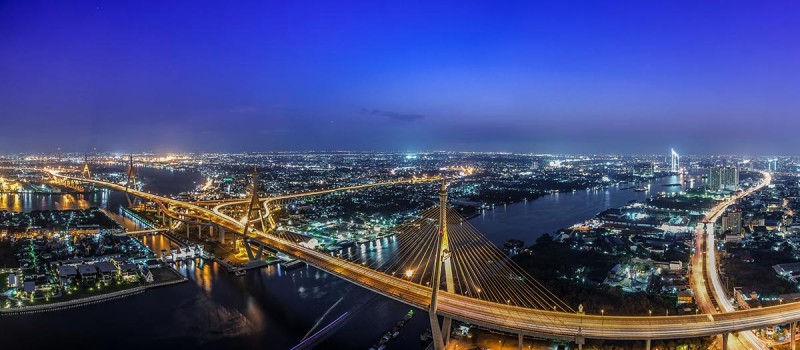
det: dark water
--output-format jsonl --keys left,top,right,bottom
{"left": 0, "top": 170, "right": 702, "bottom": 350}
{"left": 0, "top": 167, "right": 203, "bottom": 212}
{"left": 471, "top": 173, "right": 701, "bottom": 246}
{"left": 0, "top": 169, "right": 429, "bottom": 350}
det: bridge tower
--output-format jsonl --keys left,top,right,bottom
{"left": 80, "top": 154, "right": 95, "bottom": 193}
{"left": 429, "top": 178, "right": 456, "bottom": 350}
{"left": 125, "top": 155, "right": 138, "bottom": 206}
{"left": 81, "top": 154, "right": 92, "bottom": 178}
{"left": 240, "top": 166, "right": 266, "bottom": 261}
{"left": 670, "top": 148, "right": 680, "bottom": 173}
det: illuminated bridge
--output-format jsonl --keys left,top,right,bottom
{"left": 20, "top": 166, "right": 800, "bottom": 350}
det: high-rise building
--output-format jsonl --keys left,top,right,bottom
{"left": 721, "top": 209, "right": 742, "bottom": 235}
{"left": 768, "top": 158, "right": 778, "bottom": 172}
{"left": 709, "top": 166, "right": 739, "bottom": 191}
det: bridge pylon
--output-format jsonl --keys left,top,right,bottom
{"left": 125, "top": 155, "right": 138, "bottom": 206}
{"left": 81, "top": 154, "right": 95, "bottom": 192}
{"left": 81, "top": 154, "right": 92, "bottom": 179}
{"left": 240, "top": 166, "right": 267, "bottom": 261}
{"left": 429, "top": 178, "right": 456, "bottom": 350}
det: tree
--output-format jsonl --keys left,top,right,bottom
{"left": 536, "top": 233, "right": 553, "bottom": 247}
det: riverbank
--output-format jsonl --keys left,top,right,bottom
{"left": 1, "top": 286, "right": 147, "bottom": 316}
{"left": 469, "top": 173, "right": 700, "bottom": 246}
{"left": 1, "top": 265, "right": 187, "bottom": 316}
{"left": 469, "top": 173, "right": 707, "bottom": 315}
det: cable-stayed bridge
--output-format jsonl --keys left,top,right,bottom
{"left": 13, "top": 165, "right": 799, "bottom": 350}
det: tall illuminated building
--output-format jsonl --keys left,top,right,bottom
{"left": 768, "top": 158, "right": 778, "bottom": 172}
{"left": 709, "top": 166, "right": 739, "bottom": 191}
{"left": 721, "top": 209, "right": 742, "bottom": 235}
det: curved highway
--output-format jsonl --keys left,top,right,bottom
{"left": 691, "top": 171, "right": 772, "bottom": 349}
{"left": 40, "top": 168, "right": 800, "bottom": 342}
{"left": 208, "top": 176, "right": 441, "bottom": 215}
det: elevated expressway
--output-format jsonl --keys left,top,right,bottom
{"left": 691, "top": 171, "right": 773, "bottom": 349}
{"left": 40, "top": 169, "right": 800, "bottom": 344}
{"left": 198, "top": 176, "right": 440, "bottom": 207}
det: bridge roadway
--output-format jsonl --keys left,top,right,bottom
{"left": 42, "top": 169, "right": 800, "bottom": 342}
{"left": 690, "top": 171, "right": 771, "bottom": 350}
{"left": 206, "top": 176, "right": 441, "bottom": 216}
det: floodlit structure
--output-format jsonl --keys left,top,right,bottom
{"left": 670, "top": 149, "right": 680, "bottom": 173}
{"left": 81, "top": 154, "right": 91, "bottom": 178}
{"left": 429, "top": 179, "right": 456, "bottom": 350}
{"left": 32, "top": 167, "right": 799, "bottom": 350}
{"left": 125, "top": 155, "right": 137, "bottom": 206}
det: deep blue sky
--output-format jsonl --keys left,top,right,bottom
{"left": 1, "top": 1, "right": 799, "bottom": 155}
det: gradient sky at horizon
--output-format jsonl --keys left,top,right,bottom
{"left": 1, "top": 1, "right": 799, "bottom": 155}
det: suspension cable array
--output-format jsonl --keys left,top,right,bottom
{"left": 336, "top": 205, "right": 574, "bottom": 313}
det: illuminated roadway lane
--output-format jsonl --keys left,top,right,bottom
{"left": 208, "top": 176, "right": 442, "bottom": 213}
{"left": 39, "top": 169, "right": 800, "bottom": 342}
{"left": 208, "top": 176, "right": 443, "bottom": 229}
{"left": 691, "top": 171, "right": 772, "bottom": 350}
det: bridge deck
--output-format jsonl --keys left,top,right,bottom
{"left": 46, "top": 169, "right": 800, "bottom": 341}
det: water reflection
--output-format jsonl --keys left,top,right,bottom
{"left": 470, "top": 173, "right": 705, "bottom": 246}
{"left": 1, "top": 170, "right": 709, "bottom": 349}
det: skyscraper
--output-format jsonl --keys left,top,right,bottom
{"left": 721, "top": 209, "right": 742, "bottom": 235}
{"left": 709, "top": 166, "right": 739, "bottom": 191}
{"left": 768, "top": 158, "right": 778, "bottom": 172}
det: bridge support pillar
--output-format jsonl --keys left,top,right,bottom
{"left": 219, "top": 227, "right": 225, "bottom": 243}
{"left": 255, "top": 244, "right": 264, "bottom": 260}
{"left": 428, "top": 314, "right": 445, "bottom": 350}
{"left": 243, "top": 238, "right": 256, "bottom": 261}
{"left": 645, "top": 339, "right": 651, "bottom": 350}
{"left": 442, "top": 317, "right": 452, "bottom": 345}
{"left": 721, "top": 333, "right": 729, "bottom": 350}
{"left": 792, "top": 322, "right": 796, "bottom": 350}
{"left": 575, "top": 336, "right": 584, "bottom": 350}
{"left": 198, "top": 225, "right": 202, "bottom": 239}
{"left": 186, "top": 223, "right": 190, "bottom": 238}
{"left": 517, "top": 334, "right": 523, "bottom": 350}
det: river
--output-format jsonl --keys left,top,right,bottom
{"left": 471, "top": 173, "right": 702, "bottom": 246}
{"left": 0, "top": 170, "right": 703, "bottom": 349}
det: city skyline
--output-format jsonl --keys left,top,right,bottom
{"left": 2, "top": 1, "right": 799, "bottom": 154}
{"left": 4, "top": 2, "right": 800, "bottom": 349}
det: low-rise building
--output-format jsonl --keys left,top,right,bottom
{"left": 95, "top": 261, "right": 117, "bottom": 283}
{"left": 773, "top": 262, "right": 800, "bottom": 284}
{"left": 677, "top": 290, "right": 694, "bottom": 305}
{"left": 7, "top": 273, "right": 19, "bottom": 289}
{"left": 119, "top": 263, "right": 139, "bottom": 282}
{"left": 725, "top": 232, "right": 743, "bottom": 243}
{"left": 139, "top": 265, "right": 154, "bottom": 283}
{"left": 77, "top": 264, "right": 97, "bottom": 283}
{"left": 56, "top": 265, "right": 78, "bottom": 286}
{"left": 22, "top": 281, "right": 36, "bottom": 297}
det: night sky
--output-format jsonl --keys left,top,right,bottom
{"left": 1, "top": 1, "right": 799, "bottom": 155}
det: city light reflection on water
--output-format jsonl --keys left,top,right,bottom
{"left": 0, "top": 169, "right": 698, "bottom": 349}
